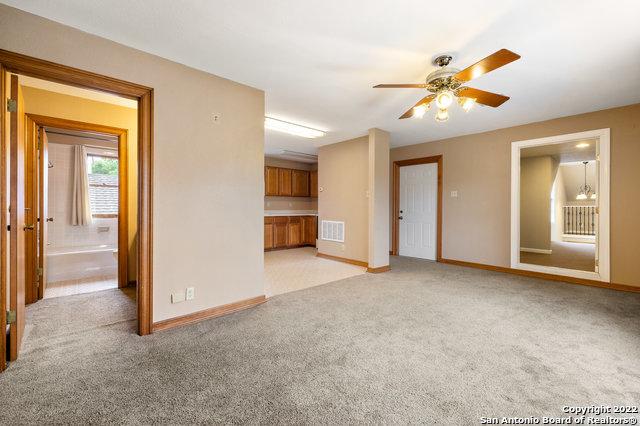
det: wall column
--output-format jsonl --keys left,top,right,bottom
{"left": 368, "top": 128, "right": 390, "bottom": 271}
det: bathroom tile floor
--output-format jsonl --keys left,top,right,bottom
{"left": 44, "top": 275, "right": 118, "bottom": 299}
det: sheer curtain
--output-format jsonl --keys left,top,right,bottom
{"left": 71, "top": 145, "right": 92, "bottom": 225}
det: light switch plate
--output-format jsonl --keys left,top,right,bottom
{"left": 186, "top": 287, "right": 195, "bottom": 301}
{"left": 171, "top": 292, "right": 185, "bottom": 304}
{"left": 450, "top": 190, "right": 458, "bottom": 198}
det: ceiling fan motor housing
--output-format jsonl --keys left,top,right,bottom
{"left": 425, "top": 66, "right": 462, "bottom": 93}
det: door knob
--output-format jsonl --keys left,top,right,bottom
{"left": 23, "top": 224, "right": 35, "bottom": 231}
{"left": 398, "top": 216, "right": 403, "bottom": 220}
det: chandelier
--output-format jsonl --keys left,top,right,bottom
{"left": 576, "top": 161, "right": 596, "bottom": 200}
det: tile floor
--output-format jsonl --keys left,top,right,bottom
{"left": 44, "top": 275, "right": 118, "bottom": 299}
{"left": 264, "top": 247, "right": 366, "bottom": 296}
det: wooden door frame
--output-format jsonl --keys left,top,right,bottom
{"left": 391, "top": 155, "right": 443, "bottom": 261}
{"left": 0, "top": 49, "right": 154, "bottom": 336}
{"left": 26, "top": 114, "right": 130, "bottom": 293}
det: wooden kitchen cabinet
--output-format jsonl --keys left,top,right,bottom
{"left": 310, "top": 170, "right": 318, "bottom": 198}
{"left": 264, "top": 218, "right": 274, "bottom": 249}
{"left": 273, "top": 217, "right": 288, "bottom": 248}
{"left": 287, "top": 217, "right": 302, "bottom": 246}
{"left": 302, "top": 216, "right": 317, "bottom": 245}
{"left": 264, "top": 215, "right": 317, "bottom": 251}
{"left": 278, "top": 168, "right": 292, "bottom": 196}
{"left": 264, "top": 166, "right": 317, "bottom": 197}
{"left": 292, "top": 170, "right": 309, "bottom": 197}
{"left": 265, "top": 167, "right": 279, "bottom": 196}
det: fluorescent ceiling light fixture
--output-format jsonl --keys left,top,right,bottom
{"left": 265, "top": 117, "right": 325, "bottom": 138}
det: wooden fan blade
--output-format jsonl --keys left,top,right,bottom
{"left": 457, "top": 87, "right": 509, "bottom": 107}
{"left": 453, "top": 49, "right": 520, "bottom": 83}
{"left": 374, "top": 83, "right": 428, "bottom": 88}
{"left": 399, "top": 95, "right": 435, "bottom": 119}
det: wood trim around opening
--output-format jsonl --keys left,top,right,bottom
{"left": 152, "top": 295, "right": 266, "bottom": 332}
{"left": 0, "top": 49, "right": 154, "bottom": 336}
{"left": 26, "top": 114, "right": 129, "bottom": 292}
{"left": 392, "top": 155, "right": 443, "bottom": 260}
{"left": 440, "top": 258, "right": 640, "bottom": 293}
{"left": 1, "top": 64, "right": 7, "bottom": 371}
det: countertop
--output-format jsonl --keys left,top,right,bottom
{"left": 264, "top": 210, "right": 318, "bottom": 217}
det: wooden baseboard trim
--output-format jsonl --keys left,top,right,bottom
{"left": 152, "top": 295, "right": 266, "bottom": 332}
{"left": 265, "top": 244, "right": 316, "bottom": 252}
{"left": 316, "top": 252, "right": 368, "bottom": 268}
{"left": 367, "top": 265, "right": 391, "bottom": 273}
{"left": 440, "top": 258, "right": 640, "bottom": 293}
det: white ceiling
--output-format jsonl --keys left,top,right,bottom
{"left": 521, "top": 139, "right": 596, "bottom": 163}
{"left": 4, "top": 0, "right": 639, "bottom": 155}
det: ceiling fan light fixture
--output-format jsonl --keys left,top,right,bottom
{"left": 435, "top": 90, "right": 454, "bottom": 109}
{"left": 413, "top": 104, "right": 429, "bottom": 119}
{"left": 435, "top": 108, "right": 449, "bottom": 122}
{"left": 459, "top": 97, "right": 476, "bottom": 112}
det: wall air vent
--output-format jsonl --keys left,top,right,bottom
{"left": 321, "top": 220, "right": 345, "bottom": 243}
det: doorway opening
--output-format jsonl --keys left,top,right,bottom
{"left": 510, "top": 129, "right": 610, "bottom": 282}
{"left": 1, "top": 49, "right": 154, "bottom": 372}
{"left": 32, "top": 117, "right": 130, "bottom": 299}
{"left": 392, "top": 155, "right": 443, "bottom": 260}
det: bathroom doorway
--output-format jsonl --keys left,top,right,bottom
{"left": 29, "top": 117, "right": 130, "bottom": 299}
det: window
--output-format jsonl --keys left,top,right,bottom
{"left": 87, "top": 154, "right": 118, "bottom": 217}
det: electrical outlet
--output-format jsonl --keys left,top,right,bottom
{"left": 212, "top": 113, "right": 221, "bottom": 123}
{"left": 186, "top": 287, "right": 195, "bottom": 301}
{"left": 171, "top": 292, "right": 185, "bottom": 304}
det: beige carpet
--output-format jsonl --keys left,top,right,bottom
{"left": 521, "top": 241, "right": 595, "bottom": 272}
{"left": 2, "top": 257, "right": 639, "bottom": 424}
{"left": 265, "top": 246, "right": 366, "bottom": 296}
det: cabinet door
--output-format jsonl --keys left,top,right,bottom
{"left": 310, "top": 170, "right": 318, "bottom": 198}
{"left": 273, "top": 217, "right": 288, "bottom": 248}
{"left": 292, "top": 170, "right": 310, "bottom": 197}
{"left": 287, "top": 217, "right": 302, "bottom": 246}
{"left": 304, "top": 216, "right": 317, "bottom": 245}
{"left": 265, "top": 167, "right": 279, "bottom": 196}
{"left": 264, "top": 220, "right": 274, "bottom": 250}
{"left": 278, "top": 168, "right": 292, "bottom": 196}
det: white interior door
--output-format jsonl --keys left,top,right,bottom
{"left": 399, "top": 163, "right": 437, "bottom": 260}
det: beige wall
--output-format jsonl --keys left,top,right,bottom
{"left": 390, "top": 103, "right": 640, "bottom": 287}
{"left": 317, "top": 136, "right": 369, "bottom": 262}
{"left": 264, "top": 157, "right": 317, "bottom": 211}
{"left": 551, "top": 165, "right": 567, "bottom": 242}
{"left": 21, "top": 85, "right": 138, "bottom": 281}
{"left": 0, "top": 4, "right": 266, "bottom": 321}
{"left": 368, "top": 128, "right": 390, "bottom": 268}
{"left": 520, "top": 156, "right": 555, "bottom": 251}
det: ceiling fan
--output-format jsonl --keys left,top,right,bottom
{"left": 374, "top": 49, "right": 521, "bottom": 122}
